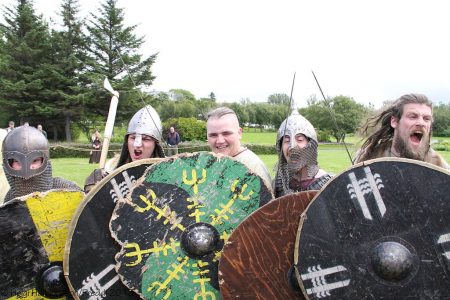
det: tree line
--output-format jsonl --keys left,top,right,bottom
{"left": 1, "top": 0, "right": 449, "bottom": 142}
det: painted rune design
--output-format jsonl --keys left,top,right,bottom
{"left": 109, "top": 171, "right": 136, "bottom": 203}
{"left": 301, "top": 265, "right": 350, "bottom": 298}
{"left": 78, "top": 264, "right": 120, "bottom": 300}
{"left": 347, "top": 166, "right": 385, "bottom": 220}
{"left": 437, "top": 233, "right": 450, "bottom": 261}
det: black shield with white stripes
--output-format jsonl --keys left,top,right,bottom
{"left": 64, "top": 158, "right": 162, "bottom": 300}
{"left": 295, "top": 158, "right": 450, "bottom": 299}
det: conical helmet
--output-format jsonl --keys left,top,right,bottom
{"left": 127, "top": 105, "right": 162, "bottom": 142}
{"left": 276, "top": 110, "right": 317, "bottom": 153}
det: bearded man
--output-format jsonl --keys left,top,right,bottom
{"left": 354, "top": 93, "right": 449, "bottom": 169}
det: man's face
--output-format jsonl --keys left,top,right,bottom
{"left": 391, "top": 103, "right": 432, "bottom": 160}
{"left": 207, "top": 114, "right": 242, "bottom": 157}
{"left": 127, "top": 134, "right": 156, "bottom": 161}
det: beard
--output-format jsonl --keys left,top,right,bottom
{"left": 393, "top": 130, "right": 430, "bottom": 161}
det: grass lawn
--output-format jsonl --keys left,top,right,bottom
{"left": 56, "top": 132, "right": 450, "bottom": 187}
{"left": 54, "top": 143, "right": 450, "bottom": 188}
{"left": 52, "top": 158, "right": 98, "bottom": 188}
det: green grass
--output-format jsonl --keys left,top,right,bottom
{"left": 52, "top": 158, "right": 98, "bottom": 188}
{"left": 53, "top": 132, "right": 450, "bottom": 188}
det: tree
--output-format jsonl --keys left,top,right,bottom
{"left": 85, "top": 0, "right": 157, "bottom": 124}
{"left": 0, "top": 0, "right": 57, "bottom": 126}
{"left": 50, "top": 0, "right": 89, "bottom": 141}
{"left": 433, "top": 103, "right": 450, "bottom": 137}
{"left": 169, "top": 89, "right": 196, "bottom": 102}
{"left": 209, "top": 92, "right": 216, "bottom": 101}
{"left": 268, "top": 93, "right": 290, "bottom": 105}
{"left": 301, "top": 95, "right": 368, "bottom": 142}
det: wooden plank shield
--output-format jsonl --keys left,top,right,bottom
{"left": 110, "top": 152, "right": 273, "bottom": 299}
{"left": 0, "top": 189, "right": 84, "bottom": 300}
{"left": 219, "top": 191, "right": 317, "bottom": 300}
{"left": 294, "top": 158, "right": 450, "bottom": 299}
{"left": 64, "top": 158, "right": 162, "bottom": 300}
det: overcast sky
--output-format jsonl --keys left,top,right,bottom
{"left": 3, "top": 0, "right": 450, "bottom": 108}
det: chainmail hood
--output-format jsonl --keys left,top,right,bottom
{"left": 275, "top": 110, "right": 320, "bottom": 196}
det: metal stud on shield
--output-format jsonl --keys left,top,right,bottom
{"left": 110, "top": 152, "right": 273, "bottom": 299}
{"left": 294, "top": 158, "right": 450, "bottom": 299}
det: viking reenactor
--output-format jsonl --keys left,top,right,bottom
{"left": 354, "top": 93, "right": 449, "bottom": 169}
{"left": 2, "top": 124, "right": 81, "bottom": 202}
{"left": 274, "top": 109, "right": 332, "bottom": 198}
{"left": 84, "top": 105, "right": 165, "bottom": 192}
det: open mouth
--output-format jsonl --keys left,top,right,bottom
{"left": 134, "top": 150, "right": 143, "bottom": 158}
{"left": 410, "top": 131, "right": 423, "bottom": 144}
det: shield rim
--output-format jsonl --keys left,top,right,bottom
{"left": 63, "top": 157, "right": 163, "bottom": 299}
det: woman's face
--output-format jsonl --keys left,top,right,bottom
{"left": 282, "top": 133, "right": 308, "bottom": 162}
{"left": 127, "top": 134, "right": 156, "bottom": 161}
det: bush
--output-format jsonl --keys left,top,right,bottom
{"left": 432, "top": 141, "right": 449, "bottom": 151}
{"left": 49, "top": 142, "right": 122, "bottom": 158}
{"left": 317, "top": 129, "right": 332, "bottom": 142}
{"left": 163, "top": 118, "right": 206, "bottom": 142}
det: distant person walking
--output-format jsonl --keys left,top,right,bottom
{"left": 166, "top": 126, "right": 181, "bottom": 156}
{"left": 37, "top": 124, "right": 47, "bottom": 138}
{"left": 6, "top": 121, "right": 14, "bottom": 133}
{"left": 89, "top": 130, "right": 102, "bottom": 164}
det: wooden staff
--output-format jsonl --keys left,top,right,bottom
{"left": 99, "top": 78, "right": 119, "bottom": 169}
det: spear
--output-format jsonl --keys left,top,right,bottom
{"left": 99, "top": 78, "right": 119, "bottom": 168}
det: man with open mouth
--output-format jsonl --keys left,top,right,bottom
{"left": 354, "top": 93, "right": 449, "bottom": 169}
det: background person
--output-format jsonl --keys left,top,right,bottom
{"left": 354, "top": 93, "right": 449, "bottom": 169}
{"left": 206, "top": 106, "right": 272, "bottom": 187}
{"left": 89, "top": 130, "right": 102, "bottom": 164}
{"left": 37, "top": 124, "right": 47, "bottom": 138}
{"left": 166, "top": 126, "right": 181, "bottom": 156}
{"left": 273, "top": 109, "right": 332, "bottom": 198}
{"left": 6, "top": 121, "right": 14, "bottom": 133}
{"left": 0, "top": 129, "right": 9, "bottom": 203}
{"left": 2, "top": 124, "right": 81, "bottom": 202}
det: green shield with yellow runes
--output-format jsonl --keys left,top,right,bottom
{"left": 110, "top": 152, "right": 273, "bottom": 299}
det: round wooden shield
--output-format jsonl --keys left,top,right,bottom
{"left": 64, "top": 158, "right": 162, "bottom": 300}
{"left": 294, "top": 158, "right": 450, "bottom": 299}
{"left": 219, "top": 190, "right": 317, "bottom": 300}
{"left": 110, "top": 152, "right": 273, "bottom": 299}
{"left": 0, "top": 190, "right": 84, "bottom": 299}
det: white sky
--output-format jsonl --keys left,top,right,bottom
{"left": 2, "top": 0, "right": 450, "bottom": 108}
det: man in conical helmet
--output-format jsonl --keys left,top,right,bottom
{"left": 273, "top": 107, "right": 332, "bottom": 198}
{"left": 84, "top": 105, "right": 165, "bottom": 192}
{"left": 2, "top": 125, "right": 81, "bottom": 202}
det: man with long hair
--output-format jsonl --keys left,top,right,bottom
{"left": 354, "top": 93, "right": 448, "bottom": 169}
